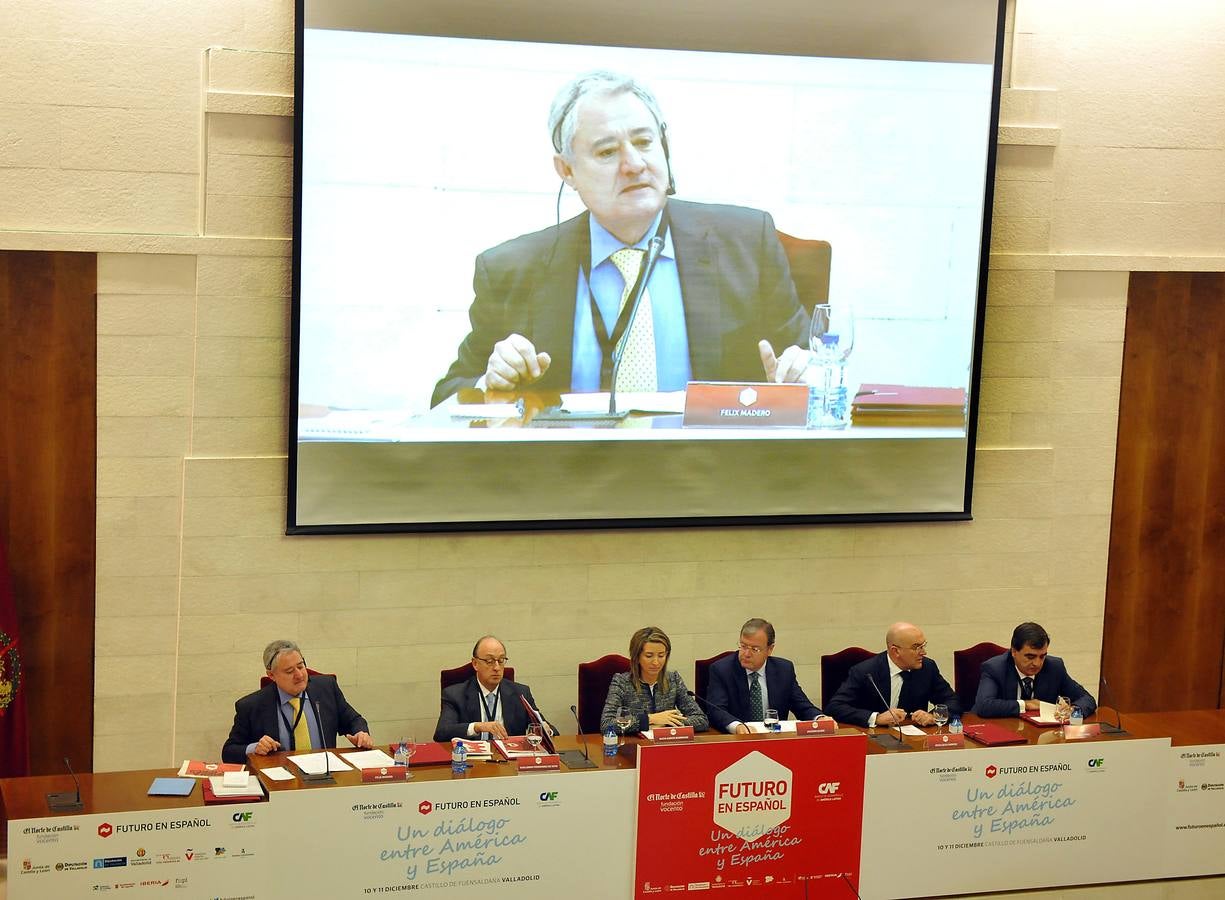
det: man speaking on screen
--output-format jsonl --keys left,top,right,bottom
{"left": 431, "top": 70, "right": 812, "bottom": 406}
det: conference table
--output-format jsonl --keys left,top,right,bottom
{"left": 4, "top": 711, "right": 1223, "bottom": 898}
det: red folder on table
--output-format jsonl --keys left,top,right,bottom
{"left": 963, "top": 723, "right": 1028, "bottom": 746}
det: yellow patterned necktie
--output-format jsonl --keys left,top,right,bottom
{"left": 608, "top": 247, "right": 658, "bottom": 393}
{"left": 288, "top": 696, "right": 313, "bottom": 751}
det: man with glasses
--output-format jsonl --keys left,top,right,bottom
{"left": 434, "top": 635, "right": 554, "bottom": 741}
{"left": 704, "top": 618, "right": 823, "bottom": 734}
{"left": 826, "top": 622, "right": 960, "bottom": 728}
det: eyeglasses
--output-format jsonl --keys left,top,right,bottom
{"left": 474, "top": 656, "right": 509, "bottom": 667}
{"left": 738, "top": 643, "right": 769, "bottom": 655}
{"left": 891, "top": 642, "right": 928, "bottom": 653}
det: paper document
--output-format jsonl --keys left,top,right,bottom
{"left": 451, "top": 403, "right": 522, "bottom": 419}
{"left": 290, "top": 751, "right": 352, "bottom": 775}
{"left": 261, "top": 766, "right": 294, "bottom": 781}
{"left": 899, "top": 725, "right": 927, "bottom": 736}
{"left": 343, "top": 749, "right": 398, "bottom": 769}
{"left": 1032, "top": 700, "right": 1062, "bottom": 724}
{"left": 560, "top": 391, "right": 686, "bottom": 415}
{"left": 207, "top": 774, "right": 265, "bottom": 798}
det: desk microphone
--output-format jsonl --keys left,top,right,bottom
{"left": 687, "top": 690, "right": 750, "bottom": 734}
{"left": 607, "top": 234, "right": 665, "bottom": 415}
{"left": 300, "top": 697, "right": 335, "bottom": 783}
{"left": 1097, "top": 676, "right": 1128, "bottom": 735}
{"left": 558, "top": 705, "right": 597, "bottom": 770}
{"left": 46, "top": 756, "right": 84, "bottom": 812}
{"left": 866, "top": 675, "right": 908, "bottom": 750}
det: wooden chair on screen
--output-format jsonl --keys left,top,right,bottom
{"left": 440, "top": 662, "right": 514, "bottom": 691}
{"left": 694, "top": 650, "right": 736, "bottom": 708}
{"left": 953, "top": 641, "right": 1007, "bottom": 712}
{"left": 820, "top": 647, "right": 874, "bottom": 708}
{"left": 577, "top": 654, "right": 631, "bottom": 734}
{"left": 776, "top": 231, "right": 832, "bottom": 313}
{"left": 259, "top": 667, "right": 328, "bottom": 688}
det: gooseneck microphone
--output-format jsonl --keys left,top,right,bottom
{"left": 557, "top": 704, "right": 598, "bottom": 770}
{"left": 47, "top": 756, "right": 84, "bottom": 812}
{"left": 608, "top": 234, "right": 665, "bottom": 415}
{"left": 687, "top": 690, "right": 747, "bottom": 734}
{"left": 299, "top": 696, "right": 335, "bottom": 783}
{"left": 866, "top": 675, "right": 908, "bottom": 751}
{"left": 1097, "top": 676, "right": 1128, "bottom": 735}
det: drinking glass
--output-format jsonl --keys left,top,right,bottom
{"left": 764, "top": 708, "right": 780, "bottom": 732}
{"left": 614, "top": 706, "right": 633, "bottom": 746}
{"left": 1054, "top": 696, "right": 1073, "bottom": 724}
{"left": 932, "top": 705, "right": 950, "bottom": 734}
{"left": 808, "top": 303, "right": 856, "bottom": 428}
{"left": 526, "top": 723, "right": 544, "bottom": 754}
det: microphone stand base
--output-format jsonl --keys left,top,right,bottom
{"left": 299, "top": 772, "right": 336, "bottom": 784}
{"left": 528, "top": 409, "right": 628, "bottom": 428}
{"left": 869, "top": 733, "right": 910, "bottom": 751}
{"left": 1097, "top": 723, "right": 1127, "bottom": 735}
{"left": 558, "top": 750, "right": 598, "bottom": 770}
{"left": 46, "top": 791, "right": 83, "bottom": 812}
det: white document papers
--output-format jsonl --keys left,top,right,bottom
{"left": 899, "top": 725, "right": 927, "bottom": 736}
{"left": 207, "top": 774, "right": 265, "bottom": 798}
{"left": 289, "top": 751, "right": 352, "bottom": 775}
{"left": 1032, "top": 700, "right": 1062, "bottom": 724}
{"left": 342, "top": 749, "right": 398, "bottom": 769}
{"left": 560, "top": 391, "right": 686, "bottom": 415}
{"left": 261, "top": 766, "right": 295, "bottom": 781}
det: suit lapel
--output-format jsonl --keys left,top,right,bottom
{"left": 260, "top": 685, "right": 281, "bottom": 745}
{"left": 669, "top": 202, "right": 723, "bottom": 380}
{"left": 731, "top": 663, "right": 751, "bottom": 715}
{"left": 532, "top": 214, "right": 587, "bottom": 389}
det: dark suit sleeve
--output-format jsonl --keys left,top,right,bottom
{"left": 780, "top": 661, "right": 822, "bottom": 720}
{"left": 973, "top": 657, "right": 1021, "bottom": 718}
{"left": 432, "top": 254, "right": 504, "bottom": 406}
{"left": 825, "top": 666, "right": 878, "bottom": 728}
{"left": 704, "top": 662, "right": 738, "bottom": 733}
{"left": 328, "top": 678, "right": 368, "bottom": 741}
{"left": 923, "top": 662, "right": 961, "bottom": 718}
{"left": 1051, "top": 660, "right": 1097, "bottom": 717}
{"left": 516, "top": 684, "right": 559, "bottom": 736}
{"left": 756, "top": 212, "right": 811, "bottom": 355}
{"left": 221, "top": 694, "right": 260, "bottom": 764}
{"left": 433, "top": 683, "right": 471, "bottom": 742}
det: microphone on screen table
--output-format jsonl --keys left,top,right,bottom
{"left": 608, "top": 234, "right": 665, "bottom": 416}
{"left": 866, "top": 674, "right": 907, "bottom": 750}
{"left": 569, "top": 705, "right": 591, "bottom": 763}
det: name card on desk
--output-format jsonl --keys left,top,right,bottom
{"left": 682, "top": 382, "right": 809, "bottom": 427}
{"left": 925, "top": 733, "right": 966, "bottom": 750}
{"left": 1062, "top": 724, "right": 1101, "bottom": 740}
{"left": 797, "top": 720, "right": 837, "bottom": 736}
{"left": 362, "top": 766, "right": 408, "bottom": 782}
{"left": 516, "top": 755, "right": 560, "bottom": 772}
{"left": 649, "top": 726, "right": 696, "bottom": 744}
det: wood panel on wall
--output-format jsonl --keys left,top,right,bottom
{"left": 0, "top": 250, "right": 96, "bottom": 774}
{"left": 1103, "top": 272, "right": 1225, "bottom": 712}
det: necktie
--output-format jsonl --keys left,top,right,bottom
{"left": 608, "top": 248, "right": 658, "bottom": 393}
{"left": 748, "top": 671, "right": 764, "bottom": 721}
{"left": 288, "top": 697, "right": 313, "bottom": 751}
{"left": 1021, "top": 677, "right": 1035, "bottom": 700}
{"left": 481, "top": 692, "right": 497, "bottom": 741}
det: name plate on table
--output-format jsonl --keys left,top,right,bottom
{"left": 516, "top": 755, "right": 560, "bottom": 772}
{"left": 1062, "top": 724, "right": 1101, "bottom": 740}
{"left": 362, "top": 766, "right": 408, "bottom": 782}
{"left": 683, "top": 382, "right": 808, "bottom": 427}
{"left": 925, "top": 733, "right": 966, "bottom": 750}
{"left": 652, "top": 726, "right": 696, "bottom": 744}
{"left": 796, "top": 719, "right": 837, "bottom": 736}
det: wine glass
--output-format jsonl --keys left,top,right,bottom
{"left": 526, "top": 723, "right": 544, "bottom": 754}
{"left": 1054, "top": 696, "right": 1072, "bottom": 724}
{"left": 764, "top": 708, "right": 780, "bottom": 732}
{"left": 932, "top": 705, "right": 950, "bottom": 734}
{"left": 614, "top": 706, "right": 633, "bottom": 746}
{"left": 808, "top": 303, "right": 856, "bottom": 428}
{"left": 400, "top": 735, "right": 416, "bottom": 779}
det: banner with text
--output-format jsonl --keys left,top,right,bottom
{"left": 1164, "top": 743, "right": 1225, "bottom": 877}
{"left": 275, "top": 768, "right": 636, "bottom": 896}
{"left": 860, "top": 737, "right": 1171, "bottom": 899}
{"left": 635, "top": 735, "right": 867, "bottom": 897}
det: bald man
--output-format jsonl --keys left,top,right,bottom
{"left": 826, "top": 622, "right": 960, "bottom": 728}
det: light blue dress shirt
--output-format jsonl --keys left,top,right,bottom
{"left": 245, "top": 687, "right": 323, "bottom": 755}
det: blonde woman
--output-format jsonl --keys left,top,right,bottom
{"left": 600, "top": 626, "right": 708, "bottom": 734}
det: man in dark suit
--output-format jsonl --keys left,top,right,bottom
{"left": 974, "top": 622, "right": 1097, "bottom": 718}
{"left": 826, "top": 622, "right": 960, "bottom": 728}
{"left": 431, "top": 71, "right": 811, "bottom": 406}
{"left": 221, "top": 640, "right": 372, "bottom": 764}
{"left": 705, "top": 618, "right": 823, "bottom": 733}
{"left": 434, "top": 636, "right": 552, "bottom": 742}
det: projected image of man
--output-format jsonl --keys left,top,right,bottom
{"left": 431, "top": 70, "right": 812, "bottom": 406}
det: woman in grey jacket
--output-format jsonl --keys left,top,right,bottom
{"left": 600, "top": 626, "right": 709, "bottom": 735}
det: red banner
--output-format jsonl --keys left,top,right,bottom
{"left": 0, "top": 532, "right": 29, "bottom": 776}
{"left": 635, "top": 735, "right": 866, "bottom": 897}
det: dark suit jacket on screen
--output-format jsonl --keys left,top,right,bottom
{"left": 825, "top": 652, "right": 960, "bottom": 728}
{"left": 221, "top": 674, "right": 368, "bottom": 764}
{"left": 431, "top": 199, "right": 810, "bottom": 405}
{"left": 432, "top": 676, "right": 547, "bottom": 742}
{"left": 973, "top": 652, "right": 1097, "bottom": 718}
{"left": 704, "top": 653, "right": 822, "bottom": 732}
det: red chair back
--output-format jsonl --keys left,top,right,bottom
{"left": 441, "top": 662, "right": 515, "bottom": 692}
{"left": 953, "top": 642, "right": 1007, "bottom": 712}
{"left": 260, "top": 667, "right": 327, "bottom": 688}
{"left": 694, "top": 650, "right": 736, "bottom": 704}
{"left": 820, "top": 647, "right": 874, "bottom": 708}
{"left": 577, "top": 654, "right": 631, "bottom": 734}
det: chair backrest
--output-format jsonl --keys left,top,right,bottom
{"left": 577, "top": 654, "right": 631, "bottom": 734}
{"left": 820, "top": 647, "right": 875, "bottom": 708}
{"left": 776, "top": 231, "right": 832, "bottom": 314}
{"left": 694, "top": 650, "right": 736, "bottom": 705}
{"left": 259, "top": 667, "right": 327, "bottom": 689}
{"left": 440, "top": 662, "right": 515, "bottom": 692}
{"left": 953, "top": 642, "right": 1007, "bottom": 712}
